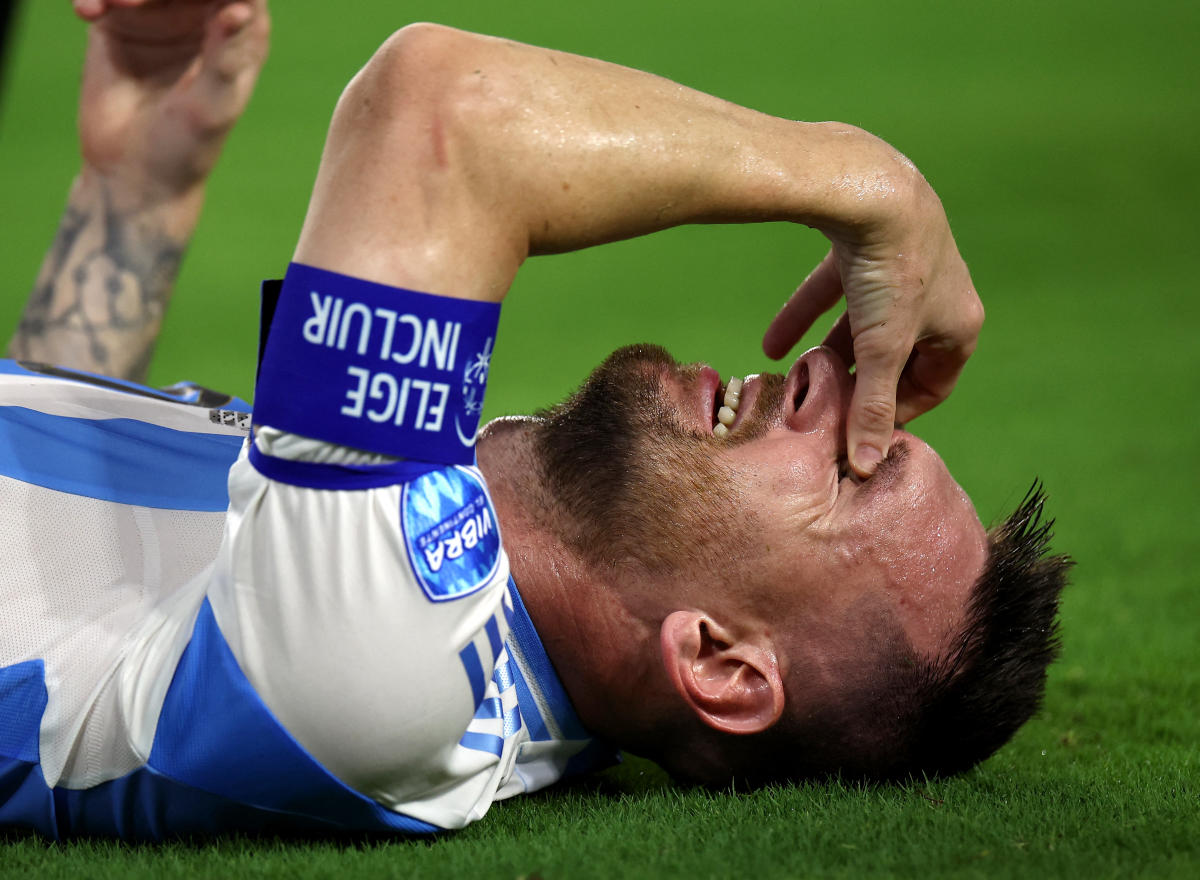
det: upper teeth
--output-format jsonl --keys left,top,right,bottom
{"left": 713, "top": 376, "right": 744, "bottom": 439}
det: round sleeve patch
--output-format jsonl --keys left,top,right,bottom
{"left": 401, "top": 467, "right": 502, "bottom": 602}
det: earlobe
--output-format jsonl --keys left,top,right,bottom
{"left": 660, "top": 610, "right": 785, "bottom": 735}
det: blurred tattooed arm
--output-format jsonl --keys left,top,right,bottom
{"left": 11, "top": 168, "right": 190, "bottom": 382}
{"left": 7, "top": 0, "right": 269, "bottom": 382}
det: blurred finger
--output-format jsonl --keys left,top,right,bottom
{"left": 215, "top": 1, "right": 254, "bottom": 36}
{"left": 77, "top": 0, "right": 158, "bottom": 15}
{"left": 194, "top": 1, "right": 269, "bottom": 114}
{"left": 762, "top": 248, "right": 842, "bottom": 360}
{"left": 203, "top": 1, "right": 266, "bottom": 69}
{"left": 73, "top": 0, "right": 106, "bottom": 20}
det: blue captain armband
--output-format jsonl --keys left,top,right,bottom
{"left": 253, "top": 263, "right": 500, "bottom": 465}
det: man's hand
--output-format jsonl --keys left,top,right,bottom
{"left": 73, "top": 0, "right": 270, "bottom": 203}
{"left": 762, "top": 152, "right": 983, "bottom": 476}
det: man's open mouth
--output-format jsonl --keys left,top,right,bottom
{"left": 712, "top": 376, "right": 744, "bottom": 438}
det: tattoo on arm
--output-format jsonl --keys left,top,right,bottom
{"left": 8, "top": 177, "right": 185, "bottom": 382}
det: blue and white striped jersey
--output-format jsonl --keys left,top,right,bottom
{"left": 0, "top": 359, "right": 614, "bottom": 840}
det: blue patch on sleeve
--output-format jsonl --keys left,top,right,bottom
{"left": 402, "top": 467, "right": 501, "bottom": 601}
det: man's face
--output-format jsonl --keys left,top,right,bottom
{"left": 534, "top": 343, "right": 987, "bottom": 659}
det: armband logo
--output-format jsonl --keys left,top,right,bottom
{"left": 402, "top": 466, "right": 502, "bottom": 602}
{"left": 455, "top": 336, "right": 493, "bottom": 448}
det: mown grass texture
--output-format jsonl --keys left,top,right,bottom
{"left": 0, "top": 0, "right": 1196, "bottom": 877}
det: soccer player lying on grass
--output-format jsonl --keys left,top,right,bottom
{"left": 0, "top": 0, "right": 1069, "bottom": 840}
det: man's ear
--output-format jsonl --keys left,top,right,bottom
{"left": 660, "top": 610, "right": 785, "bottom": 735}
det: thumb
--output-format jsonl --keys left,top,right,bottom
{"left": 73, "top": 0, "right": 106, "bottom": 21}
{"left": 201, "top": 2, "right": 264, "bottom": 77}
{"left": 190, "top": 2, "right": 268, "bottom": 128}
{"left": 846, "top": 328, "right": 910, "bottom": 476}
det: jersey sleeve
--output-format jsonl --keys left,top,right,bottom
{"left": 206, "top": 265, "right": 513, "bottom": 829}
{"left": 207, "top": 431, "right": 514, "bottom": 829}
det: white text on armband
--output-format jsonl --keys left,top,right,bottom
{"left": 302, "top": 292, "right": 461, "bottom": 432}
{"left": 341, "top": 368, "right": 450, "bottom": 432}
{"left": 254, "top": 264, "right": 500, "bottom": 463}
{"left": 303, "top": 293, "right": 463, "bottom": 369}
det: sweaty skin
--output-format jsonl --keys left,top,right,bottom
{"left": 475, "top": 345, "right": 987, "bottom": 759}
{"left": 294, "top": 24, "right": 999, "bottom": 744}
{"left": 292, "top": 24, "right": 983, "bottom": 476}
{"left": 691, "top": 348, "right": 987, "bottom": 660}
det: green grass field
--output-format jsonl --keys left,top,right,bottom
{"left": 1, "top": 0, "right": 1197, "bottom": 877}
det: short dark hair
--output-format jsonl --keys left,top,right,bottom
{"left": 721, "top": 482, "right": 1072, "bottom": 785}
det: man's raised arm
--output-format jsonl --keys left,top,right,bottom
{"left": 7, "top": 0, "right": 269, "bottom": 382}
{"left": 294, "top": 23, "right": 982, "bottom": 474}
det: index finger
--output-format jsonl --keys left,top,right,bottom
{"left": 844, "top": 322, "right": 914, "bottom": 476}
{"left": 762, "top": 249, "right": 842, "bottom": 359}
{"left": 72, "top": 0, "right": 154, "bottom": 22}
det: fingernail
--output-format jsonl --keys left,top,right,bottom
{"left": 854, "top": 444, "right": 883, "bottom": 473}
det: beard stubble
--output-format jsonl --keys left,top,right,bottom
{"left": 532, "top": 344, "right": 786, "bottom": 574}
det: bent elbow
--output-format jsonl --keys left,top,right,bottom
{"left": 359, "top": 23, "right": 469, "bottom": 96}
{"left": 339, "top": 24, "right": 512, "bottom": 148}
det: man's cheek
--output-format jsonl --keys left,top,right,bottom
{"left": 750, "top": 457, "right": 833, "bottom": 530}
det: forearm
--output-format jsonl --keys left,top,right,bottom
{"left": 9, "top": 1, "right": 268, "bottom": 382}
{"left": 294, "top": 24, "right": 922, "bottom": 302}
{"left": 7, "top": 170, "right": 205, "bottom": 382}
{"left": 455, "top": 42, "right": 913, "bottom": 248}
{"left": 294, "top": 23, "right": 977, "bottom": 477}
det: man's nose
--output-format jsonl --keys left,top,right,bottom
{"left": 784, "top": 346, "right": 855, "bottom": 451}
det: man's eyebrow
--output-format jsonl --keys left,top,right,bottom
{"left": 861, "top": 438, "right": 910, "bottom": 496}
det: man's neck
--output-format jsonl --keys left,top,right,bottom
{"left": 476, "top": 417, "right": 671, "bottom": 747}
